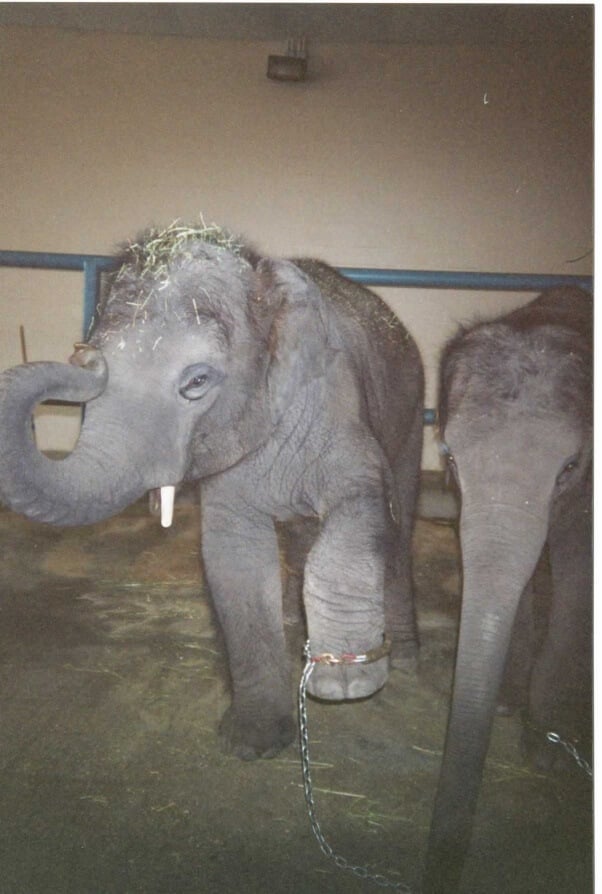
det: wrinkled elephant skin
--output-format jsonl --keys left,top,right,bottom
{"left": 0, "top": 223, "right": 424, "bottom": 760}
{"left": 424, "top": 287, "right": 592, "bottom": 892}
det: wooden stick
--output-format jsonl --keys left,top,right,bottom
{"left": 19, "top": 324, "right": 28, "bottom": 363}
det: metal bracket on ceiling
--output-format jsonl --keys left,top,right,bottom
{"left": 267, "top": 38, "right": 308, "bottom": 82}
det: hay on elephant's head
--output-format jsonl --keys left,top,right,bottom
{"left": 117, "top": 217, "right": 245, "bottom": 285}
{"left": 97, "top": 217, "right": 249, "bottom": 329}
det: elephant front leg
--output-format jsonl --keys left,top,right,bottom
{"left": 304, "top": 493, "right": 389, "bottom": 701}
{"left": 201, "top": 498, "right": 295, "bottom": 760}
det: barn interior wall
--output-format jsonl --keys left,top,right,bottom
{"left": 0, "top": 24, "right": 592, "bottom": 468}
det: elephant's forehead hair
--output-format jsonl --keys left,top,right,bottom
{"left": 98, "top": 232, "right": 255, "bottom": 336}
{"left": 439, "top": 321, "right": 592, "bottom": 434}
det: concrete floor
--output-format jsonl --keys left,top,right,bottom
{"left": 0, "top": 481, "right": 591, "bottom": 894}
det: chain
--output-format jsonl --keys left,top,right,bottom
{"left": 298, "top": 641, "right": 413, "bottom": 892}
{"left": 297, "top": 641, "right": 591, "bottom": 889}
{"left": 546, "top": 731, "right": 593, "bottom": 778}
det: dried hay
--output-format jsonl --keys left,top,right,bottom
{"left": 116, "top": 216, "right": 244, "bottom": 287}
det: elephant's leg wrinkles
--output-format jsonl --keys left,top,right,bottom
{"left": 303, "top": 490, "right": 389, "bottom": 701}
{"left": 201, "top": 493, "right": 295, "bottom": 760}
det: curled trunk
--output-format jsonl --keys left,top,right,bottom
{"left": 0, "top": 356, "right": 147, "bottom": 526}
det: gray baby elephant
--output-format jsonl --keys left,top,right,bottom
{"left": 0, "top": 223, "right": 424, "bottom": 760}
{"left": 425, "top": 286, "right": 592, "bottom": 893}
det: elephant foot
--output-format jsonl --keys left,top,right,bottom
{"left": 307, "top": 656, "right": 388, "bottom": 701}
{"left": 219, "top": 705, "right": 296, "bottom": 761}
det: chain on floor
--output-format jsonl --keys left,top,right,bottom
{"left": 298, "top": 642, "right": 414, "bottom": 892}
{"left": 546, "top": 731, "right": 593, "bottom": 778}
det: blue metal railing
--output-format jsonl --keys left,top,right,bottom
{"left": 0, "top": 250, "right": 117, "bottom": 338}
{"left": 339, "top": 267, "right": 593, "bottom": 293}
{"left": 0, "top": 249, "right": 593, "bottom": 427}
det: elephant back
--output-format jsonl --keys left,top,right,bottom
{"left": 292, "top": 259, "right": 414, "bottom": 356}
{"left": 291, "top": 258, "right": 424, "bottom": 455}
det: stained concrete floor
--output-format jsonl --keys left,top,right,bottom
{"left": 0, "top": 485, "right": 592, "bottom": 894}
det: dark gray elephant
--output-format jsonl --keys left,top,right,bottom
{"left": 424, "top": 286, "right": 592, "bottom": 892}
{"left": 0, "top": 223, "right": 424, "bottom": 760}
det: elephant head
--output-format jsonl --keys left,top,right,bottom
{"left": 0, "top": 224, "right": 335, "bottom": 527}
{"left": 424, "top": 287, "right": 592, "bottom": 892}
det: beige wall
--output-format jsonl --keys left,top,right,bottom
{"left": 0, "top": 25, "right": 592, "bottom": 466}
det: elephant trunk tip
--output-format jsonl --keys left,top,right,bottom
{"left": 69, "top": 344, "right": 106, "bottom": 376}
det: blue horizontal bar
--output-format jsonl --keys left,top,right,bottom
{"left": 339, "top": 266, "right": 593, "bottom": 293}
{"left": 0, "top": 250, "right": 116, "bottom": 272}
{"left": 0, "top": 251, "right": 592, "bottom": 293}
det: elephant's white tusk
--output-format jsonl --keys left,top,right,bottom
{"left": 160, "top": 485, "right": 175, "bottom": 528}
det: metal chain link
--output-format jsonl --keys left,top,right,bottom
{"left": 298, "top": 641, "right": 414, "bottom": 892}
{"left": 546, "top": 731, "right": 593, "bottom": 778}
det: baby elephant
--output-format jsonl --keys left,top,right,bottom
{"left": 0, "top": 223, "right": 424, "bottom": 760}
{"left": 424, "top": 286, "right": 592, "bottom": 893}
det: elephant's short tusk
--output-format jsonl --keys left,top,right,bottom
{"left": 160, "top": 485, "right": 176, "bottom": 528}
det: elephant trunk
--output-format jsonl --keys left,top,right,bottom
{"left": 0, "top": 351, "right": 148, "bottom": 526}
{"left": 423, "top": 502, "right": 549, "bottom": 893}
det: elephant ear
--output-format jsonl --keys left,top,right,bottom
{"left": 253, "top": 258, "right": 339, "bottom": 423}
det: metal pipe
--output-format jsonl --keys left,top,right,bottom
{"left": 0, "top": 250, "right": 116, "bottom": 273}
{"left": 82, "top": 259, "right": 109, "bottom": 335}
{"left": 0, "top": 251, "right": 592, "bottom": 293}
{"left": 340, "top": 266, "right": 592, "bottom": 292}
{"left": 0, "top": 251, "right": 117, "bottom": 336}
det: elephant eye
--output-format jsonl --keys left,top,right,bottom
{"left": 556, "top": 456, "right": 579, "bottom": 488}
{"left": 178, "top": 363, "right": 223, "bottom": 401}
